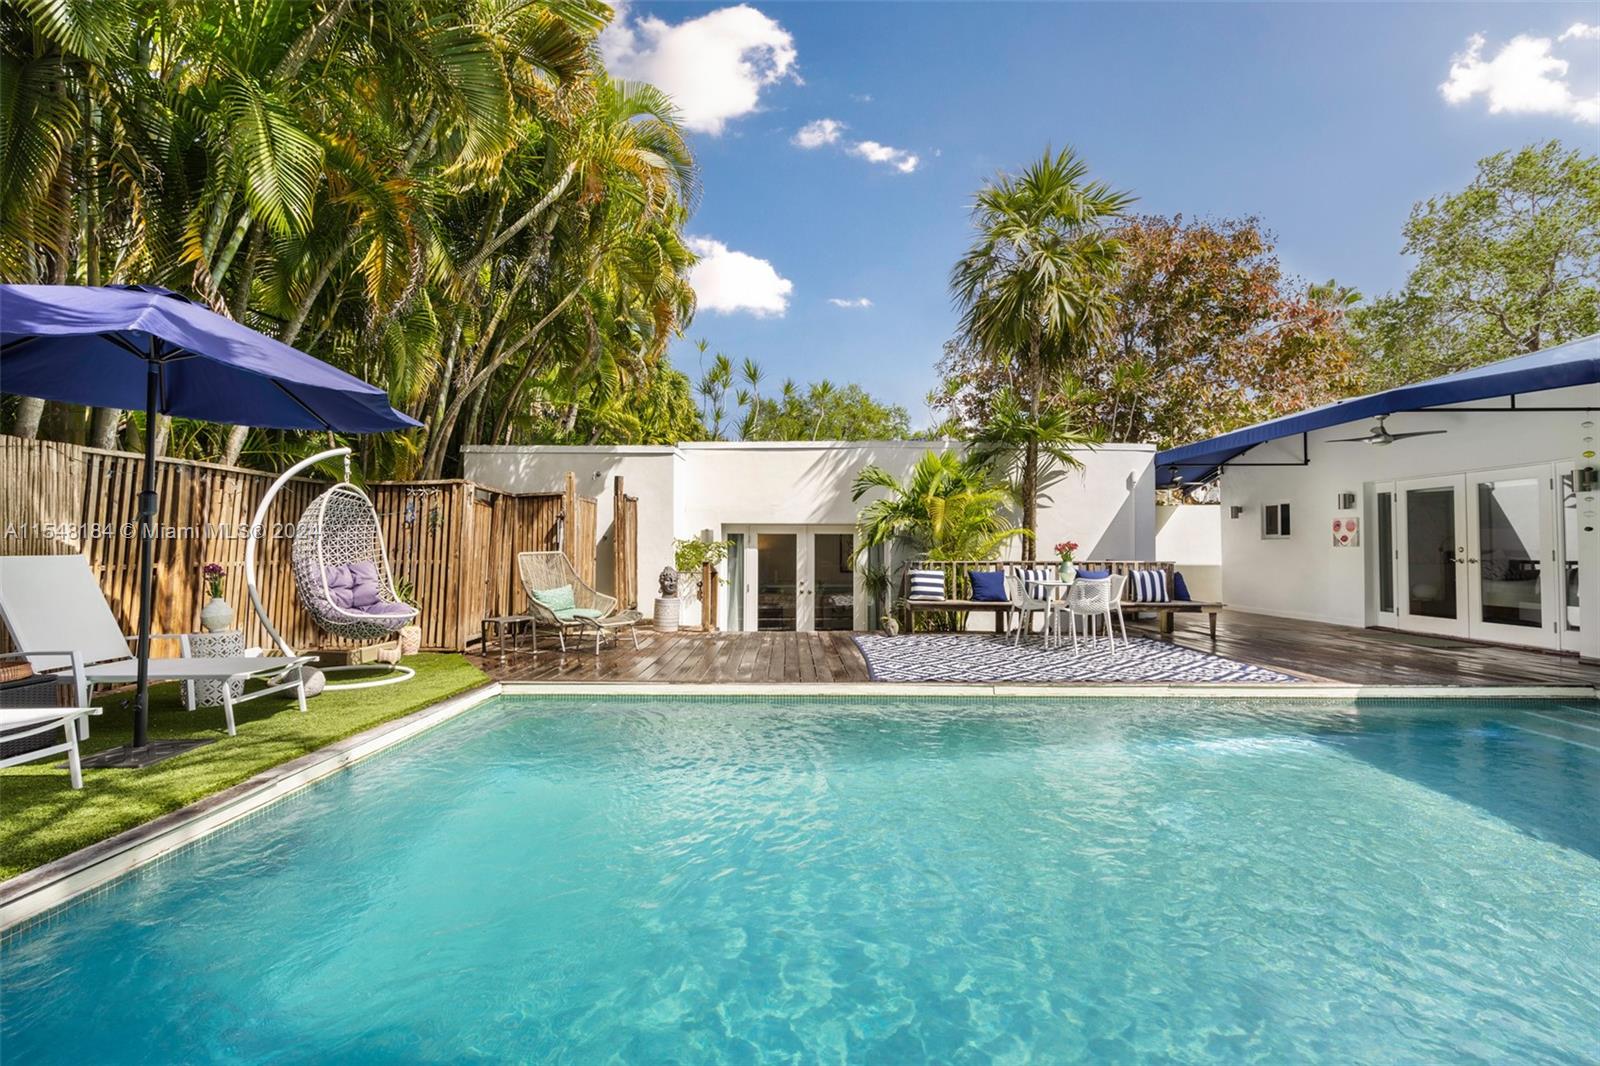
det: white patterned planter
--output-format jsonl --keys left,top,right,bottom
{"left": 654, "top": 597, "right": 681, "bottom": 632}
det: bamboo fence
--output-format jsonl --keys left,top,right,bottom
{"left": 0, "top": 436, "right": 630, "bottom": 653}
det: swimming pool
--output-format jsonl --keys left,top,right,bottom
{"left": 4, "top": 695, "right": 1598, "bottom": 1063}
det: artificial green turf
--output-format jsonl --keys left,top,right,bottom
{"left": 0, "top": 653, "right": 489, "bottom": 880}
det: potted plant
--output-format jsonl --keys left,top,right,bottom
{"left": 393, "top": 575, "right": 422, "bottom": 656}
{"left": 668, "top": 538, "right": 732, "bottom": 630}
{"left": 862, "top": 563, "right": 896, "bottom": 635}
{"left": 199, "top": 562, "right": 234, "bottom": 632}
{"left": 1054, "top": 540, "right": 1080, "bottom": 584}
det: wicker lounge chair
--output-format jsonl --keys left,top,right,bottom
{"left": 516, "top": 551, "right": 642, "bottom": 653}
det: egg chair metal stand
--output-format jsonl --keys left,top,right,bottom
{"left": 246, "top": 447, "right": 417, "bottom": 690}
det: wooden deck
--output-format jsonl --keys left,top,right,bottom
{"left": 471, "top": 612, "right": 1600, "bottom": 688}
{"left": 477, "top": 630, "right": 872, "bottom": 683}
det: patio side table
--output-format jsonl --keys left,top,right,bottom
{"left": 481, "top": 614, "right": 536, "bottom": 664}
{"left": 187, "top": 631, "right": 246, "bottom": 708}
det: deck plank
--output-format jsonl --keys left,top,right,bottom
{"left": 473, "top": 613, "right": 1598, "bottom": 688}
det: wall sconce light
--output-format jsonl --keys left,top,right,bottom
{"left": 1229, "top": 505, "right": 1245, "bottom": 519}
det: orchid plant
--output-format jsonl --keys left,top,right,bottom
{"left": 203, "top": 562, "right": 226, "bottom": 599}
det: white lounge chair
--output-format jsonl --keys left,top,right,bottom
{"left": 0, "top": 651, "right": 97, "bottom": 788}
{"left": 0, "top": 555, "right": 312, "bottom": 737}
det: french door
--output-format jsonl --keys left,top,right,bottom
{"left": 1387, "top": 466, "right": 1558, "bottom": 649}
{"left": 1395, "top": 475, "right": 1467, "bottom": 638}
{"left": 733, "top": 527, "right": 858, "bottom": 632}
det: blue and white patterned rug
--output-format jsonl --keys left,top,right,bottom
{"left": 853, "top": 633, "right": 1300, "bottom": 684}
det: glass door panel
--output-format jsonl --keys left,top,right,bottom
{"left": 1559, "top": 466, "right": 1581, "bottom": 645}
{"left": 726, "top": 533, "right": 745, "bottom": 632}
{"left": 1473, "top": 477, "right": 1542, "bottom": 628}
{"left": 1466, "top": 467, "right": 1556, "bottom": 649}
{"left": 756, "top": 533, "right": 797, "bottom": 631}
{"left": 1402, "top": 485, "right": 1462, "bottom": 624}
{"left": 1376, "top": 489, "right": 1396, "bottom": 616}
{"left": 812, "top": 533, "right": 855, "bottom": 631}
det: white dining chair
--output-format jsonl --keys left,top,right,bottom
{"left": 1055, "top": 576, "right": 1123, "bottom": 654}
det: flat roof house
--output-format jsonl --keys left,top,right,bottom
{"left": 1157, "top": 335, "right": 1600, "bottom": 661}
{"left": 464, "top": 440, "right": 1157, "bottom": 632}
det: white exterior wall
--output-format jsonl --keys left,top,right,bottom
{"left": 1214, "top": 384, "right": 1598, "bottom": 656}
{"left": 464, "top": 440, "right": 1158, "bottom": 629}
{"left": 1155, "top": 504, "right": 1223, "bottom": 602}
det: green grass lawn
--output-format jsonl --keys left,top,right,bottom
{"left": 0, "top": 653, "right": 488, "bottom": 880}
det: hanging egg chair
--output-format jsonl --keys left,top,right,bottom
{"left": 292, "top": 483, "right": 418, "bottom": 642}
{"left": 246, "top": 447, "right": 416, "bottom": 689}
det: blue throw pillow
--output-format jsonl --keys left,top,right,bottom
{"left": 1172, "top": 571, "right": 1192, "bottom": 602}
{"left": 969, "top": 570, "right": 1007, "bottom": 602}
{"left": 1074, "top": 568, "right": 1111, "bottom": 580}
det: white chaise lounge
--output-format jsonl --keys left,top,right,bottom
{"left": 0, "top": 555, "right": 313, "bottom": 737}
{"left": 0, "top": 651, "right": 97, "bottom": 788}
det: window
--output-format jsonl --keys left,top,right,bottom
{"left": 1262, "top": 502, "right": 1292, "bottom": 539}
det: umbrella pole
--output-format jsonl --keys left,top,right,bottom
{"left": 133, "top": 361, "right": 158, "bottom": 749}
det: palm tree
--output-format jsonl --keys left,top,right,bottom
{"left": 949, "top": 147, "right": 1132, "bottom": 555}
{"left": 852, "top": 450, "right": 1026, "bottom": 563}
{"left": 969, "top": 387, "right": 1098, "bottom": 533}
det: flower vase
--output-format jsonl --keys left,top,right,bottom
{"left": 200, "top": 597, "right": 235, "bottom": 633}
{"left": 1057, "top": 562, "right": 1077, "bottom": 586}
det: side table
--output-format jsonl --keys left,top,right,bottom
{"left": 187, "top": 631, "right": 247, "bottom": 708}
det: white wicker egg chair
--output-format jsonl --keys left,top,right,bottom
{"left": 291, "top": 484, "right": 418, "bottom": 642}
{"left": 246, "top": 447, "right": 416, "bottom": 690}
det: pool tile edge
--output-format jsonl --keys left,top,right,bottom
{"left": 0, "top": 681, "right": 504, "bottom": 936}
{"left": 498, "top": 681, "right": 1599, "bottom": 700}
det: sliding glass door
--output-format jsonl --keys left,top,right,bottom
{"left": 1466, "top": 466, "right": 1555, "bottom": 649}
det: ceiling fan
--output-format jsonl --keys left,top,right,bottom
{"left": 1328, "top": 414, "right": 1447, "bottom": 446}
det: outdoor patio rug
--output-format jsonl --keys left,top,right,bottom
{"left": 853, "top": 633, "right": 1302, "bottom": 684}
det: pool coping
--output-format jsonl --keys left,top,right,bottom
{"left": 4, "top": 678, "right": 1593, "bottom": 935}
{"left": 0, "top": 681, "right": 504, "bottom": 936}
{"left": 501, "top": 681, "right": 1599, "bottom": 700}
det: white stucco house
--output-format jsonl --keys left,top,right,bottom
{"left": 1158, "top": 335, "right": 1599, "bottom": 661}
{"left": 464, "top": 440, "right": 1157, "bottom": 632}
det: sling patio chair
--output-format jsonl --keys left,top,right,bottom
{"left": 0, "top": 555, "right": 313, "bottom": 737}
{"left": 516, "top": 551, "right": 643, "bottom": 654}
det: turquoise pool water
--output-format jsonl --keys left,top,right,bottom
{"left": 5, "top": 696, "right": 1599, "bottom": 1063}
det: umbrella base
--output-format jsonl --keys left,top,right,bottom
{"left": 80, "top": 739, "right": 214, "bottom": 770}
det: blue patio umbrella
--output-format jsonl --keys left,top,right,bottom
{"left": 0, "top": 284, "right": 420, "bottom": 756}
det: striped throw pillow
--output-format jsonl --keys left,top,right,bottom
{"left": 1130, "top": 569, "right": 1169, "bottom": 602}
{"left": 1022, "top": 568, "right": 1051, "bottom": 601}
{"left": 907, "top": 570, "right": 946, "bottom": 601}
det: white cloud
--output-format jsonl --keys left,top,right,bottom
{"left": 849, "top": 140, "right": 921, "bottom": 173}
{"left": 827, "top": 297, "right": 872, "bottom": 309}
{"left": 1440, "top": 32, "right": 1600, "bottom": 124}
{"left": 793, "top": 118, "right": 845, "bottom": 149}
{"left": 1559, "top": 22, "right": 1600, "bottom": 41}
{"left": 686, "top": 236, "right": 793, "bottom": 317}
{"left": 790, "top": 120, "right": 924, "bottom": 175}
{"left": 600, "top": 3, "right": 798, "bottom": 135}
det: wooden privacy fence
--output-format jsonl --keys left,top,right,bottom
{"left": 612, "top": 476, "right": 639, "bottom": 611}
{"left": 0, "top": 436, "right": 598, "bottom": 652}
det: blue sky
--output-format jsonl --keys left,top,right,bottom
{"left": 601, "top": 2, "right": 1600, "bottom": 425}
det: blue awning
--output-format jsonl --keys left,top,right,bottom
{"left": 1153, "top": 333, "right": 1600, "bottom": 486}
